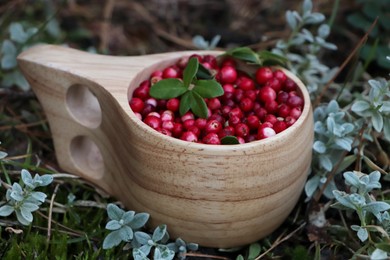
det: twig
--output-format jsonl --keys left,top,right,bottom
{"left": 313, "top": 17, "right": 378, "bottom": 107}
{"left": 0, "top": 120, "right": 48, "bottom": 131}
{"left": 255, "top": 222, "right": 306, "bottom": 259}
{"left": 99, "top": 0, "right": 116, "bottom": 52}
{"left": 47, "top": 184, "right": 60, "bottom": 244}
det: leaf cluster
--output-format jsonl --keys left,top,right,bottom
{"left": 0, "top": 169, "right": 53, "bottom": 225}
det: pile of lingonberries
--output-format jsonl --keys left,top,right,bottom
{"left": 129, "top": 54, "right": 304, "bottom": 144}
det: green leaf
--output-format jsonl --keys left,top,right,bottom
{"left": 106, "top": 220, "right": 122, "bottom": 230}
{"left": 196, "top": 63, "right": 213, "bottom": 79}
{"left": 152, "top": 225, "right": 168, "bottom": 242}
{"left": 150, "top": 79, "right": 186, "bottom": 99}
{"left": 134, "top": 231, "right": 152, "bottom": 245}
{"left": 193, "top": 80, "right": 223, "bottom": 98}
{"left": 119, "top": 225, "right": 133, "bottom": 241}
{"left": 258, "top": 50, "right": 287, "bottom": 66}
{"left": 190, "top": 91, "right": 208, "bottom": 118}
{"left": 248, "top": 243, "right": 261, "bottom": 259}
{"left": 107, "top": 203, "right": 124, "bottom": 221}
{"left": 221, "top": 136, "right": 239, "bottom": 145}
{"left": 130, "top": 212, "right": 150, "bottom": 229}
{"left": 374, "top": 242, "right": 390, "bottom": 253}
{"left": 0, "top": 205, "right": 14, "bottom": 216}
{"left": 183, "top": 57, "right": 199, "bottom": 87}
{"left": 179, "top": 91, "right": 192, "bottom": 116}
{"left": 225, "top": 47, "right": 260, "bottom": 64}
{"left": 103, "top": 230, "right": 123, "bottom": 249}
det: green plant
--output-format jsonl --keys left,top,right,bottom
{"left": 0, "top": 169, "right": 53, "bottom": 225}
{"left": 347, "top": 0, "right": 390, "bottom": 69}
{"left": 103, "top": 203, "right": 198, "bottom": 260}
{"left": 150, "top": 57, "right": 223, "bottom": 118}
{"left": 272, "top": 0, "right": 338, "bottom": 98}
{"left": 333, "top": 170, "right": 390, "bottom": 258}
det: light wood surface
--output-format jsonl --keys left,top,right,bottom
{"left": 17, "top": 44, "right": 314, "bottom": 248}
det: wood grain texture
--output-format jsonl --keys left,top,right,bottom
{"left": 17, "top": 44, "right": 314, "bottom": 248}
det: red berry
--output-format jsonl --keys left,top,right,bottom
{"left": 195, "top": 118, "right": 207, "bottom": 130}
{"left": 238, "top": 76, "right": 255, "bottom": 90}
{"left": 273, "top": 121, "right": 287, "bottom": 133}
{"left": 285, "top": 116, "right": 297, "bottom": 127}
{"left": 207, "top": 98, "right": 221, "bottom": 111}
{"left": 202, "top": 133, "right": 221, "bottom": 145}
{"left": 254, "top": 107, "right": 267, "bottom": 121}
{"left": 145, "top": 98, "right": 157, "bottom": 107}
{"left": 129, "top": 97, "right": 144, "bottom": 113}
{"left": 265, "top": 78, "right": 282, "bottom": 92}
{"left": 277, "top": 104, "right": 291, "bottom": 118}
{"left": 183, "top": 119, "right": 195, "bottom": 130}
{"left": 245, "top": 90, "right": 257, "bottom": 101}
{"left": 228, "top": 115, "right": 241, "bottom": 126}
{"left": 234, "top": 88, "right": 244, "bottom": 103}
{"left": 180, "top": 131, "right": 198, "bottom": 142}
{"left": 188, "top": 126, "right": 200, "bottom": 137}
{"left": 223, "top": 84, "right": 235, "bottom": 93}
{"left": 221, "top": 58, "right": 236, "bottom": 67}
{"left": 290, "top": 107, "right": 302, "bottom": 119}
{"left": 283, "top": 78, "right": 297, "bottom": 92}
{"left": 255, "top": 67, "right": 273, "bottom": 85}
{"left": 264, "top": 114, "right": 277, "bottom": 125}
{"left": 229, "top": 107, "right": 244, "bottom": 119}
{"left": 162, "top": 120, "right": 174, "bottom": 131}
{"left": 239, "top": 97, "right": 254, "bottom": 112}
{"left": 277, "top": 91, "right": 289, "bottom": 104}
{"left": 150, "top": 76, "right": 162, "bottom": 85}
{"left": 219, "top": 66, "right": 238, "bottom": 84}
{"left": 172, "top": 122, "right": 183, "bottom": 137}
{"left": 151, "top": 70, "right": 163, "bottom": 78}
{"left": 167, "top": 98, "right": 180, "bottom": 112}
{"left": 246, "top": 115, "right": 260, "bottom": 130}
{"left": 144, "top": 115, "right": 161, "bottom": 129}
{"left": 133, "top": 83, "right": 150, "bottom": 100}
{"left": 258, "top": 127, "right": 276, "bottom": 139}
{"left": 205, "top": 119, "right": 222, "bottom": 133}
{"left": 287, "top": 95, "right": 304, "bottom": 108}
{"left": 273, "top": 69, "right": 287, "bottom": 83}
{"left": 258, "top": 86, "right": 277, "bottom": 104}
{"left": 162, "top": 67, "right": 179, "bottom": 78}
{"left": 181, "top": 112, "right": 194, "bottom": 122}
{"left": 235, "top": 123, "right": 250, "bottom": 138}
{"left": 218, "top": 126, "right": 235, "bottom": 138}
{"left": 264, "top": 100, "right": 279, "bottom": 114}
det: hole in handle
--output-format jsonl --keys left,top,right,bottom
{"left": 70, "top": 135, "right": 104, "bottom": 180}
{"left": 66, "top": 84, "right": 102, "bottom": 128}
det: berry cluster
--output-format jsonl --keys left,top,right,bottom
{"left": 129, "top": 55, "right": 304, "bottom": 144}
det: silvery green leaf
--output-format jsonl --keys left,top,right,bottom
{"left": 368, "top": 171, "right": 381, "bottom": 184}
{"left": 134, "top": 231, "right": 152, "bottom": 245}
{"left": 333, "top": 190, "right": 356, "bottom": 210}
{"left": 318, "top": 24, "right": 330, "bottom": 38}
{"left": 371, "top": 110, "right": 383, "bottom": 132}
{"left": 119, "top": 225, "right": 133, "bottom": 241}
{"left": 9, "top": 23, "right": 28, "bottom": 43}
{"left": 305, "top": 175, "right": 320, "bottom": 197}
{"left": 1, "top": 53, "right": 17, "bottom": 70}
{"left": 319, "top": 155, "right": 333, "bottom": 171}
{"left": 105, "top": 220, "right": 122, "bottom": 230}
{"left": 300, "top": 29, "right": 314, "bottom": 42}
{"left": 152, "top": 224, "right": 167, "bottom": 242}
{"left": 326, "top": 117, "right": 336, "bottom": 133}
{"left": 0, "top": 151, "right": 7, "bottom": 159}
{"left": 15, "top": 209, "right": 31, "bottom": 225}
{"left": 102, "top": 230, "right": 122, "bottom": 249}
{"left": 38, "top": 174, "right": 53, "bottom": 186}
{"left": 380, "top": 101, "right": 390, "bottom": 112}
{"left": 349, "top": 194, "right": 366, "bottom": 207}
{"left": 313, "top": 141, "right": 326, "bottom": 153}
{"left": 302, "top": 0, "right": 312, "bottom": 15}
{"left": 286, "top": 10, "right": 298, "bottom": 30}
{"left": 290, "top": 35, "right": 306, "bottom": 45}
{"left": 21, "top": 169, "right": 34, "bottom": 188}
{"left": 275, "top": 40, "right": 288, "bottom": 49}
{"left": 107, "top": 203, "right": 124, "bottom": 221}
{"left": 19, "top": 207, "right": 33, "bottom": 223}
{"left": 363, "top": 202, "right": 390, "bottom": 215}
{"left": 130, "top": 212, "right": 150, "bottom": 229}
{"left": 0, "top": 205, "right": 14, "bottom": 216}
{"left": 21, "top": 202, "right": 39, "bottom": 212}
{"left": 187, "top": 242, "right": 198, "bottom": 251}
{"left": 334, "top": 137, "right": 352, "bottom": 151}
{"left": 209, "top": 35, "right": 221, "bottom": 49}
{"left": 154, "top": 246, "right": 175, "bottom": 260}
{"left": 10, "top": 183, "right": 24, "bottom": 201}
{"left": 343, "top": 171, "right": 361, "bottom": 188}
{"left": 370, "top": 248, "right": 388, "bottom": 260}
{"left": 192, "top": 35, "right": 209, "bottom": 49}
{"left": 30, "top": 191, "right": 47, "bottom": 203}
{"left": 350, "top": 225, "right": 360, "bottom": 231}
{"left": 314, "top": 121, "right": 326, "bottom": 134}
{"left": 326, "top": 100, "right": 339, "bottom": 114}
{"left": 13, "top": 70, "right": 30, "bottom": 91}
{"left": 304, "top": 13, "right": 325, "bottom": 24}
{"left": 139, "top": 244, "right": 153, "bottom": 256}
{"left": 122, "top": 210, "right": 135, "bottom": 224}
{"left": 1, "top": 39, "right": 17, "bottom": 55}
{"left": 357, "top": 227, "right": 368, "bottom": 242}
{"left": 351, "top": 100, "right": 370, "bottom": 112}
{"left": 133, "top": 247, "right": 150, "bottom": 260}
{"left": 46, "top": 19, "right": 61, "bottom": 38}
{"left": 323, "top": 179, "right": 337, "bottom": 199}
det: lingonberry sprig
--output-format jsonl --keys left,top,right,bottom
{"left": 149, "top": 57, "right": 223, "bottom": 118}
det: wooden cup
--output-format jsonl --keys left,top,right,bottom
{"left": 18, "top": 44, "right": 313, "bottom": 248}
